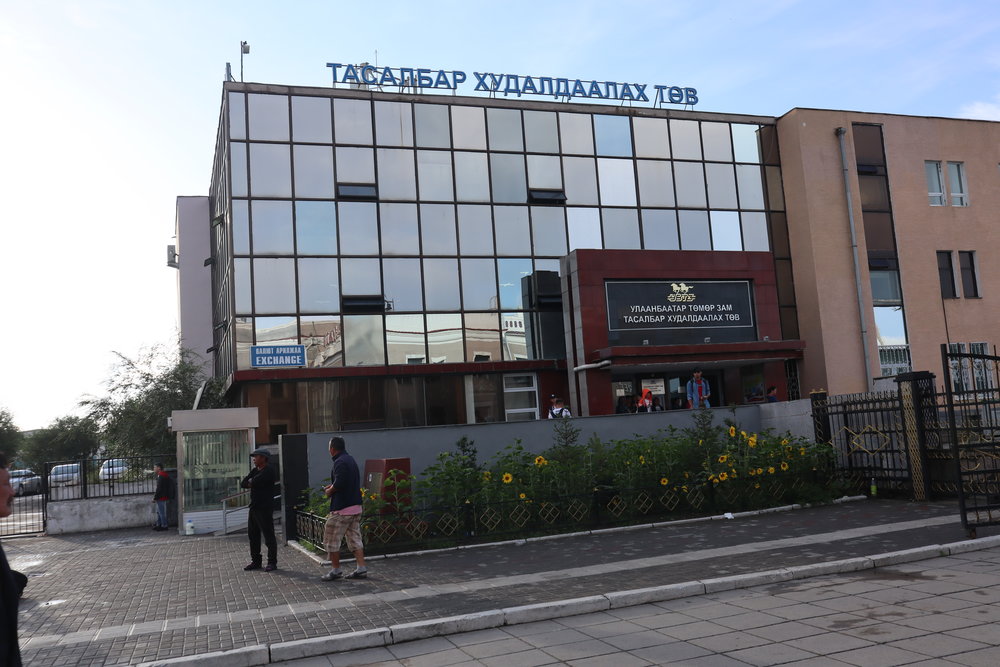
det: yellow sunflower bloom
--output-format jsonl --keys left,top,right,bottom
{"left": 728, "top": 426, "right": 736, "bottom": 437}
{"left": 660, "top": 477, "right": 669, "bottom": 486}
{"left": 781, "top": 439, "right": 789, "bottom": 446}
{"left": 740, "top": 431, "right": 748, "bottom": 440}
{"left": 754, "top": 482, "right": 761, "bottom": 489}
{"left": 682, "top": 485, "right": 689, "bottom": 492}
{"left": 718, "top": 454, "right": 728, "bottom": 464}
{"left": 780, "top": 461, "right": 789, "bottom": 471}
{"left": 799, "top": 447, "right": 807, "bottom": 456}
{"left": 519, "top": 492, "right": 526, "bottom": 499}
{"left": 502, "top": 472, "right": 513, "bottom": 484}
{"left": 748, "top": 435, "right": 757, "bottom": 448}
{"left": 482, "top": 471, "right": 492, "bottom": 481}
{"left": 756, "top": 467, "right": 764, "bottom": 475}
{"left": 639, "top": 455, "right": 646, "bottom": 465}
{"left": 719, "top": 472, "right": 728, "bottom": 482}
{"left": 768, "top": 466, "right": 775, "bottom": 474}
{"left": 534, "top": 455, "right": 548, "bottom": 467}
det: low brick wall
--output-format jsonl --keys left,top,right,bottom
{"left": 47, "top": 496, "right": 160, "bottom": 535}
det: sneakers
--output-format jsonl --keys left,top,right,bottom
{"left": 320, "top": 570, "right": 343, "bottom": 581}
{"left": 243, "top": 563, "right": 262, "bottom": 571}
{"left": 321, "top": 567, "right": 367, "bottom": 581}
{"left": 264, "top": 564, "right": 277, "bottom": 572}
{"left": 346, "top": 567, "right": 368, "bottom": 579}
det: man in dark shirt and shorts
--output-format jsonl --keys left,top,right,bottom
{"left": 240, "top": 448, "right": 278, "bottom": 572}
{"left": 321, "top": 436, "right": 368, "bottom": 581}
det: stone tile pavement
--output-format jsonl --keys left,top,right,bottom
{"left": 4, "top": 498, "right": 998, "bottom": 665}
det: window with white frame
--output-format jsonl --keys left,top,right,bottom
{"left": 947, "top": 162, "right": 968, "bottom": 206}
{"left": 948, "top": 342, "right": 996, "bottom": 392}
{"left": 925, "top": 161, "right": 944, "bottom": 206}
{"left": 503, "top": 374, "right": 538, "bottom": 421}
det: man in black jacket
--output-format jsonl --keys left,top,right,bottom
{"left": 320, "top": 436, "right": 367, "bottom": 581}
{"left": 240, "top": 448, "right": 278, "bottom": 572}
{"left": 0, "top": 452, "right": 23, "bottom": 665}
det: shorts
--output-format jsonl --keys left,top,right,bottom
{"left": 323, "top": 512, "right": 363, "bottom": 553}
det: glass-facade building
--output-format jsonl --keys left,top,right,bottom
{"left": 197, "top": 81, "right": 802, "bottom": 441}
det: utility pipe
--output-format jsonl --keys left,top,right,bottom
{"left": 573, "top": 360, "right": 612, "bottom": 372}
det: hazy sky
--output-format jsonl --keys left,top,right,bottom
{"left": 2, "top": 0, "right": 999, "bottom": 430}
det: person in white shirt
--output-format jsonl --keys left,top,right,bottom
{"left": 548, "top": 397, "right": 571, "bottom": 418}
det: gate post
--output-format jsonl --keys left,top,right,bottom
{"left": 810, "top": 389, "right": 831, "bottom": 445}
{"left": 895, "top": 371, "right": 935, "bottom": 501}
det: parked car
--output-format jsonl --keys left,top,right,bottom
{"left": 9, "top": 469, "right": 41, "bottom": 496}
{"left": 99, "top": 458, "right": 130, "bottom": 482}
{"left": 48, "top": 463, "right": 82, "bottom": 487}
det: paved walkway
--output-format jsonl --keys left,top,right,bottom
{"left": 4, "top": 498, "right": 996, "bottom": 665}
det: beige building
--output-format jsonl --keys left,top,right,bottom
{"left": 778, "top": 109, "right": 1000, "bottom": 395}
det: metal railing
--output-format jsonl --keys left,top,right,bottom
{"left": 46, "top": 455, "right": 177, "bottom": 502}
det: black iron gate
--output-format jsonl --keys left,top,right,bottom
{"left": 942, "top": 344, "right": 1000, "bottom": 537}
{"left": 1, "top": 476, "right": 45, "bottom": 537}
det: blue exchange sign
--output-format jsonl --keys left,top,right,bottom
{"left": 327, "top": 63, "right": 698, "bottom": 106}
{"left": 251, "top": 345, "right": 306, "bottom": 368}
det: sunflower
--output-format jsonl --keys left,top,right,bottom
{"left": 756, "top": 467, "right": 764, "bottom": 475}
{"left": 519, "top": 492, "right": 526, "bottom": 499}
{"left": 780, "top": 461, "right": 789, "bottom": 471}
{"left": 534, "top": 455, "right": 548, "bottom": 467}
{"left": 502, "top": 472, "right": 513, "bottom": 484}
{"left": 719, "top": 472, "right": 729, "bottom": 482}
{"left": 747, "top": 435, "right": 757, "bottom": 448}
{"left": 781, "top": 438, "right": 789, "bottom": 446}
{"left": 660, "top": 477, "right": 669, "bottom": 486}
{"left": 681, "top": 485, "right": 689, "bottom": 492}
{"left": 639, "top": 455, "right": 646, "bottom": 465}
{"left": 729, "top": 426, "right": 737, "bottom": 437}
{"left": 482, "top": 471, "right": 492, "bottom": 482}
{"left": 799, "top": 447, "right": 807, "bottom": 456}
{"left": 768, "top": 466, "right": 775, "bottom": 474}
{"left": 717, "top": 454, "right": 728, "bottom": 464}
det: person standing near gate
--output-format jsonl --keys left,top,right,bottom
{"left": 152, "top": 463, "right": 171, "bottom": 531}
{"left": 240, "top": 448, "right": 278, "bottom": 572}
{"left": 0, "top": 452, "right": 23, "bottom": 666}
{"left": 320, "top": 436, "right": 368, "bottom": 581}
{"left": 686, "top": 368, "right": 712, "bottom": 409}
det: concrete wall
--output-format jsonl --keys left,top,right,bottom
{"left": 758, "top": 398, "right": 814, "bottom": 441}
{"left": 301, "top": 406, "right": 762, "bottom": 488}
{"left": 47, "top": 496, "right": 156, "bottom": 535}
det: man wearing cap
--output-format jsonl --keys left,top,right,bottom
{"left": 240, "top": 448, "right": 278, "bottom": 571}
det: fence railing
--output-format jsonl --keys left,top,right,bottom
{"left": 295, "top": 474, "right": 831, "bottom": 556}
{"left": 46, "top": 455, "right": 177, "bottom": 502}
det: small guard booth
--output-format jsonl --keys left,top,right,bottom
{"left": 170, "top": 407, "right": 259, "bottom": 535}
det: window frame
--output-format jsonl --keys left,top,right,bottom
{"left": 925, "top": 160, "right": 944, "bottom": 206}
{"left": 947, "top": 161, "right": 968, "bottom": 207}
{"left": 937, "top": 250, "right": 957, "bottom": 299}
{"left": 958, "top": 250, "right": 979, "bottom": 298}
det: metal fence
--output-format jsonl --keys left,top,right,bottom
{"left": 45, "top": 455, "right": 177, "bottom": 503}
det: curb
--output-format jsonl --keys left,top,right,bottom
{"left": 138, "top": 500, "right": 990, "bottom": 667}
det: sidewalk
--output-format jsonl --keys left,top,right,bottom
{"left": 5, "top": 498, "right": 995, "bottom": 665}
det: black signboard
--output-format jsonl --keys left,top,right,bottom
{"left": 606, "top": 280, "right": 756, "bottom": 346}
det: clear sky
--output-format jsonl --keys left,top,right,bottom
{"left": 1, "top": 0, "right": 999, "bottom": 430}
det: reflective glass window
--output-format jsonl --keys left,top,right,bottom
{"left": 741, "top": 212, "right": 769, "bottom": 251}
{"left": 487, "top": 108, "right": 523, "bottom": 151}
{"left": 523, "top": 111, "right": 559, "bottom": 153}
{"left": 293, "top": 145, "right": 335, "bottom": 198}
{"left": 427, "top": 313, "right": 464, "bottom": 363}
{"left": 494, "top": 206, "right": 531, "bottom": 255}
{"left": 567, "top": 207, "right": 602, "bottom": 250}
{"left": 597, "top": 159, "right": 636, "bottom": 206}
{"left": 229, "top": 92, "right": 246, "bottom": 140}
{"left": 335, "top": 147, "right": 375, "bottom": 183}
{"left": 333, "top": 99, "right": 372, "bottom": 144}
{"left": 559, "top": 113, "right": 594, "bottom": 154}
{"left": 249, "top": 144, "right": 291, "bottom": 197}
{"left": 765, "top": 166, "right": 785, "bottom": 210}
{"left": 674, "top": 162, "right": 707, "bottom": 208}
{"left": 454, "top": 152, "right": 490, "bottom": 202}
{"left": 669, "top": 119, "right": 701, "bottom": 160}
{"left": 632, "top": 117, "right": 669, "bottom": 158}
{"left": 498, "top": 258, "right": 533, "bottom": 310}
{"left": 451, "top": 106, "right": 486, "bottom": 150}
{"left": 340, "top": 257, "right": 381, "bottom": 295}
{"left": 563, "top": 157, "right": 598, "bottom": 205}
{"left": 641, "top": 209, "right": 679, "bottom": 250}
{"left": 383, "top": 258, "right": 423, "bottom": 311}
{"left": 602, "top": 209, "right": 640, "bottom": 249}
{"left": 594, "top": 115, "right": 632, "bottom": 157}
{"left": 386, "top": 314, "right": 426, "bottom": 365}
{"left": 490, "top": 154, "right": 527, "bottom": 203}
{"left": 710, "top": 211, "right": 742, "bottom": 251}
{"left": 298, "top": 258, "right": 340, "bottom": 312}
{"left": 251, "top": 201, "right": 294, "bottom": 255}
{"left": 637, "top": 160, "right": 674, "bottom": 207}
{"left": 291, "top": 96, "right": 332, "bottom": 143}
{"left": 534, "top": 258, "right": 560, "bottom": 275}
{"left": 236, "top": 318, "right": 253, "bottom": 369}
{"left": 338, "top": 202, "right": 379, "bottom": 255}
{"left": 417, "top": 150, "right": 454, "bottom": 201}
{"left": 420, "top": 204, "right": 457, "bottom": 255}
{"left": 863, "top": 212, "right": 895, "bottom": 254}
{"left": 457, "top": 205, "right": 494, "bottom": 255}
{"left": 255, "top": 317, "right": 297, "bottom": 344}
{"left": 462, "top": 258, "right": 498, "bottom": 310}
{"left": 235, "top": 258, "right": 251, "bottom": 313}
{"left": 247, "top": 94, "right": 289, "bottom": 141}
{"left": 502, "top": 314, "right": 530, "bottom": 361}
{"left": 706, "top": 163, "right": 738, "bottom": 208}
{"left": 531, "top": 207, "right": 567, "bottom": 256}
{"left": 414, "top": 104, "right": 450, "bottom": 148}
{"left": 701, "top": 122, "right": 733, "bottom": 162}
{"left": 380, "top": 203, "right": 419, "bottom": 255}
{"left": 253, "top": 258, "right": 296, "bottom": 313}
{"left": 423, "top": 258, "right": 461, "bottom": 310}
{"left": 375, "top": 101, "right": 413, "bottom": 146}
{"left": 678, "top": 210, "right": 711, "bottom": 250}
{"left": 464, "top": 313, "right": 501, "bottom": 362}
{"left": 859, "top": 175, "right": 890, "bottom": 210}
{"left": 736, "top": 165, "right": 766, "bottom": 209}
{"left": 376, "top": 148, "right": 416, "bottom": 200}
{"left": 343, "top": 315, "right": 385, "bottom": 365}
{"left": 233, "top": 200, "right": 250, "bottom": 254}
{"left": 301, "top": 316, "right": 343, "bottom": 368}
{"left": 526, "top": 155, "right": 563, "bottom": 189}
{"left": 231, "top": 142, "right": 248, "bottom": 197}
{"left": 296, "top": 201, "right": 337, "bottom": 255}
{"left": 732, "top": 124, "right": 761, "bottom": 163}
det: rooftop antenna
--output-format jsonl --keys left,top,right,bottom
{"left": 240, "top": 41, "right": 250, "bottom": 82}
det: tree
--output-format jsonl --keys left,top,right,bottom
{"left": 82, "top": 345, "right": 226, "bottom": 457}
{"left": 0, "top": 408, "right": 23, "bottom": 459}
{"left": 19, "top": 416, "right": 101, "bottom": 472}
